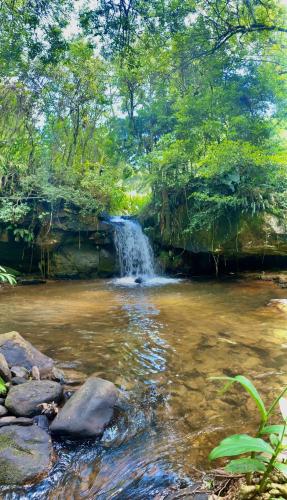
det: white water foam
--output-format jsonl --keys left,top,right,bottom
{"left": 110, "top": 216, "right": 180, "bottom": 287}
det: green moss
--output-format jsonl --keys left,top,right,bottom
{"left": 0, "top": 433, "right": 32, "bottom": 456}
{"left": 0, "top": 457, "right": 24, "bottom": 484}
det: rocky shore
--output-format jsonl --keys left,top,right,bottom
{"left": 0, "top": 331, "right": 119, "bottom": 485}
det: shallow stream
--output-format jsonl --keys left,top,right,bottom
{"left": 0, "top": 277, "right": 287, "bottom": 498}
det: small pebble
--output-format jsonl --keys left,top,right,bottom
{"left": 32, "top": 366, "right": 40, "bottom": 380}
{"left": 11, "top": 366, "right": 29, "bottom": 379}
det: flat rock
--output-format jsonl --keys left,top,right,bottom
{"left": 0, "top": 332, "right": 54, "bottom": 377}
{"left": 0, "top": 417, "right": 33, "bottom": 427}
{"left": 5, "top": 380, "right": 63, "bottom": 417}
{"left": 20, "top": 279, "right": 46, "bottom": 286}
{"left": 0, "top": 424, "right": 52, "bottom": 484}
{"left": 50, "top": 376, "right": 118, "bottom": 439}
{"left": 0, "top": 353, "right": 11, "bottom": 381}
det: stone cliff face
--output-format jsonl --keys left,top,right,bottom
{"left": 1, "top": 205, "right": 287, "bottom": 278}
{"left": 145, "top": 213, "right": 287, "bottom": 275}
{"left": 0, "top": 208, "right": 118, "bottom": 278}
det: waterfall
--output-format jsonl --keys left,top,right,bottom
{"left": 110, "top": 217, "right": 155, "bottom": 278}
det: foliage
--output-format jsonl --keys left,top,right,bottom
{"left": 0, "top": 0, "right": 287, "bottom": 247}
{"left": 0, "top": 266, "right": 16, "bottom": 285}
{"left": 209, "top": 375, "right": 287, "bottom": 493}
{"left": 0, "top": 377, "right": 7, "bottom": 396}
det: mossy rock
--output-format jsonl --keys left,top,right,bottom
{"left": 0, "top": 425, "right": 52, "bottom": 485}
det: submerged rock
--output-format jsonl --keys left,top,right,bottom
{"left": 0, "top": 332, "right": 54, "bottom": 377}
{"left": 60, "top": 368, "right": 87, "bottom": 386}
{"left": 267, "top": 299, "right": 287, "bottom": 313}
{"left": 0, "top": 425, "right": 52, "bottom": 484}
{"left": 50, "top": 376, "right": 118, "bottom": 438}
{"left": 5, "top": 380, "right": 63, "bottom": 417}
{"left": 135, "top": 276, "right": 144, "bottom": 284}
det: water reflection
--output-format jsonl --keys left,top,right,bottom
{"left": 1, "top": 278, "right": 287, "bottom": 497}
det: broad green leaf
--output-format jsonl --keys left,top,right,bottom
{"left": 210, "top": 375, "right": 267, "bottom": 420}
{"left": 262, "top": 425, "right": 286, "bottom": 435}
{"left": 225, "top": 458, "right": 266, "bottom": 474}
{"left": 209, "top": 434, "right": 273, "bottom": 461}
{"left": 270, "top": 433, "right": 279, "bottom": 447}
{"left": 233, "top": 376, "right": 267, "bottom": 421}
{"left": 275, "top": 462, "right": 287, "bottom": 477}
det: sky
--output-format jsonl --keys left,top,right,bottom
{"left": 64, "top": 0, "right": 287, "bottom": 39}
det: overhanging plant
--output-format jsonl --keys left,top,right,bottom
{"left": 0, "top": 266, "right": 16, "bottom": 285}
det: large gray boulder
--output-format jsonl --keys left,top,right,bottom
{"left": 5, "top": 380, "right": 63, "bottom": 417}
{"left": 0, "top": 332, "right": 54, "bottom": 377}
{"left": 50, "top": 376, "right": 118, "bottom": 438}
{"left": 0, "top": 425, "right": 52, "bottom": 484}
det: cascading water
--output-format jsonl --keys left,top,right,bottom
{"left": 110, "top": 216, "right": 155, "bottom": 279}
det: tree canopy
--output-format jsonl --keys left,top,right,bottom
{"left": 0, "top": 0, "right": 287, "bottom": 246}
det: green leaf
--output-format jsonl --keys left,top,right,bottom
{"left": 270, "top": 433, "right": 279, "bottom": 447}
{"left": 262, "top": 425, "right": 286, "bottom": 435}
{"left": 233, "top": 376, "right": 267, "bottom": 421}
{"left": 209, "top": 434, "right": 274, "bottom": 461}
{"left": 225, "top": 458, "right": 266, "bottom": 474}
{"left": 0, "top": 377, "right": 7, "bottom": 396}
{"left": 267, "top": 387, "right": 287, "bottom": 418}
{"left": 210, "top": 375, "right": 267, "bottom": 421}
{"left": 275, "top": 462, "right": 287, "bottom": 477}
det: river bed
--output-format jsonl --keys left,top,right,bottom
{"left": 0, "top": 277, "right": 287, "bottom": 498}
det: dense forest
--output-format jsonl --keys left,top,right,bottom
{"left": 1, "top": 0, "right": 287, "bottom": 256}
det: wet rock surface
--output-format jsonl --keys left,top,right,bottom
{"left": 0, "top": 331, "right": 54, "bottom": 377}
{"left": 0, "top": 425, "right": 52, "bottom": 484}
{"left": 5, "top": 380, "right": 63, "bottom": 417}
{"left": 11, "top": 365, "right": 29, "bottom": 379}
{"left": 0, "top": 353, "right": 11, "bottom": 381}
{"left": 11, "top": 376, "right": 28, "bottom": 385}
{"left": 0, "top": 332, "right": 121, "bottom": 490}
{"left": 0, "top": 417, "right": 33, "bottom": 427}
{"left": 33, "top": 415, "right": 49, "bottom": 432}
{"left": 0, "top": 405, "right": 8, "bottom": 417}
{"left": 50, "top": 376, "right": 118, "bottom": 438}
